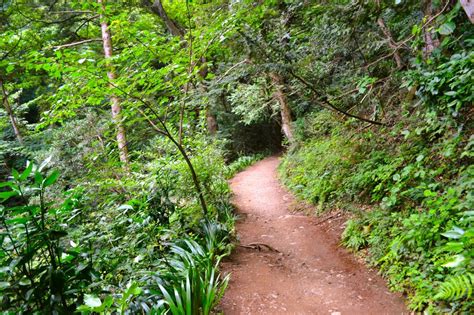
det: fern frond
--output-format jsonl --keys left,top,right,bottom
{"left": 435, "top": 272, "right": 474, "bottom": 301}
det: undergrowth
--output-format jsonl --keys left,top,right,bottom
{"left": 0, "top": 139, "right": 259, "bottom": 313}
{"left": 280, "top": 49, "right": 473, "bottom": 313}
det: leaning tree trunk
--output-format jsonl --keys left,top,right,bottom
{"left": 149, "top": 0, "right": 184, "bottom": 37}
{"left": 98, "top": 0, "right": 130, "bottom": 168}
{"left": 377, "top": 17, "right": 403, "bottom": 68}
{"left": 270, "top": 72, "right": 294, "bottom": 143}
{"left": 0, "top": 79, "right": 23, "bottom": 144}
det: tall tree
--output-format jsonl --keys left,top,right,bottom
{"left": 270, "top": 72, "right": 294, "bottom": 142}
{"left": 0, "top": 79, "right": 23, "bottom": 144}
{"left": 98, "top": 0, "right": 130, "bottom": 167}
{"left": 146, "top": 0, "right": 219, "bottom": 136}
{"left": 422, "top": 0, "right": 440, "bottom": 58}
{"left": 146, "top": 0, "right": 185, "bottom": 37}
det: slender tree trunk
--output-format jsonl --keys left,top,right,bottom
{"left": 149, "top": 0, "right": 184, "bottom": 37}
{"left": 98, "top": 0, "right": 130, "bottom": 168}
{"left": 270, "top": 72, "right": 294, "bottom": 143}
{"left": 0, "top": 79, "right": 23, "bottom": 144}
{"left": 422, "top": 1, "right": 440, "bottom": 59}
{"left": 199, "top": 57, "right": 218, "bottom": 135}
{"left": 150, "top": 2, "right": 217, "bottom": 137}
{"left": 377, "top": 17, "right": 403, "bottom": 68}
{"left": 206, "top": 110, "right": 218, "bottom": 135}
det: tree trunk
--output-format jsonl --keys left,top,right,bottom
{"left": 98, "top": 0, "right": 130, "bottom": 168}
{"left": 460, "top": 0, "right": 474, "bottom": 23}
{"left": 148, "top": 0, "right": 184, "bottom": 37}
{"left": 270, "top": 72, "right": 294, "bottom": 143}
{"left": 376, "top": 17, "right": 403, "bottom": 68}
{"left": 206, "top": 110, "right": 218, "bottom": 135}
{"left": 198, "top": 57, "right": 218, "bottom": 135}
{"left": 147, "top": 0, "right": 217, "bottom": 136}
{"left": 0, "top": 79, "right": 23, "bottom": 144}
{"left": 422, "top": 1, "right": 440, "bottom": 58}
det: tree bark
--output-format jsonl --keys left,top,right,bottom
{"left": 460, "top": 0, "right": 474, "bottom": 23}
{"left": 206, "top": 110, "right": 218, "bottom": 135}
{"left": 198, "top": 57, "right": 218, "bottom": 135}
{"left": 147, "top": 0, "right": 184, "bottom": 37}
{"left": 377, "top": 17, "right": 403, "bottom": 68}
{"left": 422, "top": 1, "right": 440, "bottom": 58}
{"left": 0, "top": 79, "right": 23, "bottom": 144}
{"left": 98, "top": 0, "right": 130, "bottom": 168}
{"left": 270, "top": 72, "right": 294, "bottom": 143}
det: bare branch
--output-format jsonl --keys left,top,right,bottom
{"left": 377, "top": 17, "right": 403, "bottom": 68}
{"left": 52, "top": 38, "right": 102, "bottom": 50}
{"left": 0, "top": 34, "right": 22, "bottom": 62}
{"left": 365, "top": 1, "right": 451, "bottom": 69}
{"left": 50, "top": 11, "right": 95, "bottom": 14}
{"left": 216, "top": 59, "right": 250, "bottom": 83}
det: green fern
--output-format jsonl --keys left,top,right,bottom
{"left": 342, "top": 219, "right": 368, "bottom": 251}
{"left": 435, "top": 272, "right": 474, "bottom": 301}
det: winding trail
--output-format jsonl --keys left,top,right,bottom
{"left": 219, "top": 156, "right": 406, "bottom": 314}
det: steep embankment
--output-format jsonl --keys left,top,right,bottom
{"left": 219, "top": 156, "right": 406, "bottom": 314}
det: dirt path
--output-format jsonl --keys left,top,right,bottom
{"left": 219, "top": 156, "right": 407, "bottom": 315}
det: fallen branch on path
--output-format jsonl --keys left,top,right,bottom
{"left": 239, "top": 242, "right": 280, "bottom": 253}
{"left": 313, "top": 212, "right": 344, "bottom": 226}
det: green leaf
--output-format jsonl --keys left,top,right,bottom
{"left": 438, "top": 22, "right": 455, "bottom": 35}
{"left": 423, "top": 190, "right": 437, "bottom": 197}
{"left": 34, "top": 172, "right": 43, "bottom": 186}
{"left": 42, "top": 170, "right": 60, "bottom": 188}
{"left": 0, "top": 182, "right": 14, "bottom": 188}
{"left": 5, "top": 217, "right": 28, "bottom": 225}
{"left": 12, "top": 169, "right": 20, "bottom": 180}
{"left": 6, "top": 64, "right": 14, "bottom": 74}
{"left": 0, "top": 190, "right": 18, "bottom": 200}
{"left": 19, "top": 278, "right": 31, "bottom": 286}
{"left": 442, "top": 227, "right": 465, "bottom": 239}
{"left": 411, "top": 24, "right": 421, "bottom": 36}
{"left": 20, "top": 161, "right": 34, "bottom": 181}
{"left": 76, "top": 305, "right": 91, "bottom": 312}
{"left": 103, "top": 295, "right": 114, "bottom": 308}
{"left": 443, "top": 254, "right": 465, "bottom": 268}
{"left": 84, "top": 294, "right": 102, "bottom": 308}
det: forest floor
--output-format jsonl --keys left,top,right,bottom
{"left": 218, "top": 156, "right": 407, "bottom": 314}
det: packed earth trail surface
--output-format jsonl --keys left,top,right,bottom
{"left": 219, "top": 156, "right": 407, "bottom": 315}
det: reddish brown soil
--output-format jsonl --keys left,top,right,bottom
{"left": 219, "top": 156, "right": 407, "bottom": 315}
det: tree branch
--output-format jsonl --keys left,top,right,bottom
{"left": 236, "top": 29, "right": 386, "bottom": 126}
{"left": 52, "top": 38, "right": 102, "bottom": 50}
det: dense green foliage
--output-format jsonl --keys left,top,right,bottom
{"left": 0, "top": 149, "right": 243, "bottom": 312}
{"left": 0, "top": 0, "right": 270, "bottom": 312}
{"left": 1, "top": 0, "right": 473, "bottom": 313}
{"left": 276, "top": 1, "right": 473, "bottom": 312}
